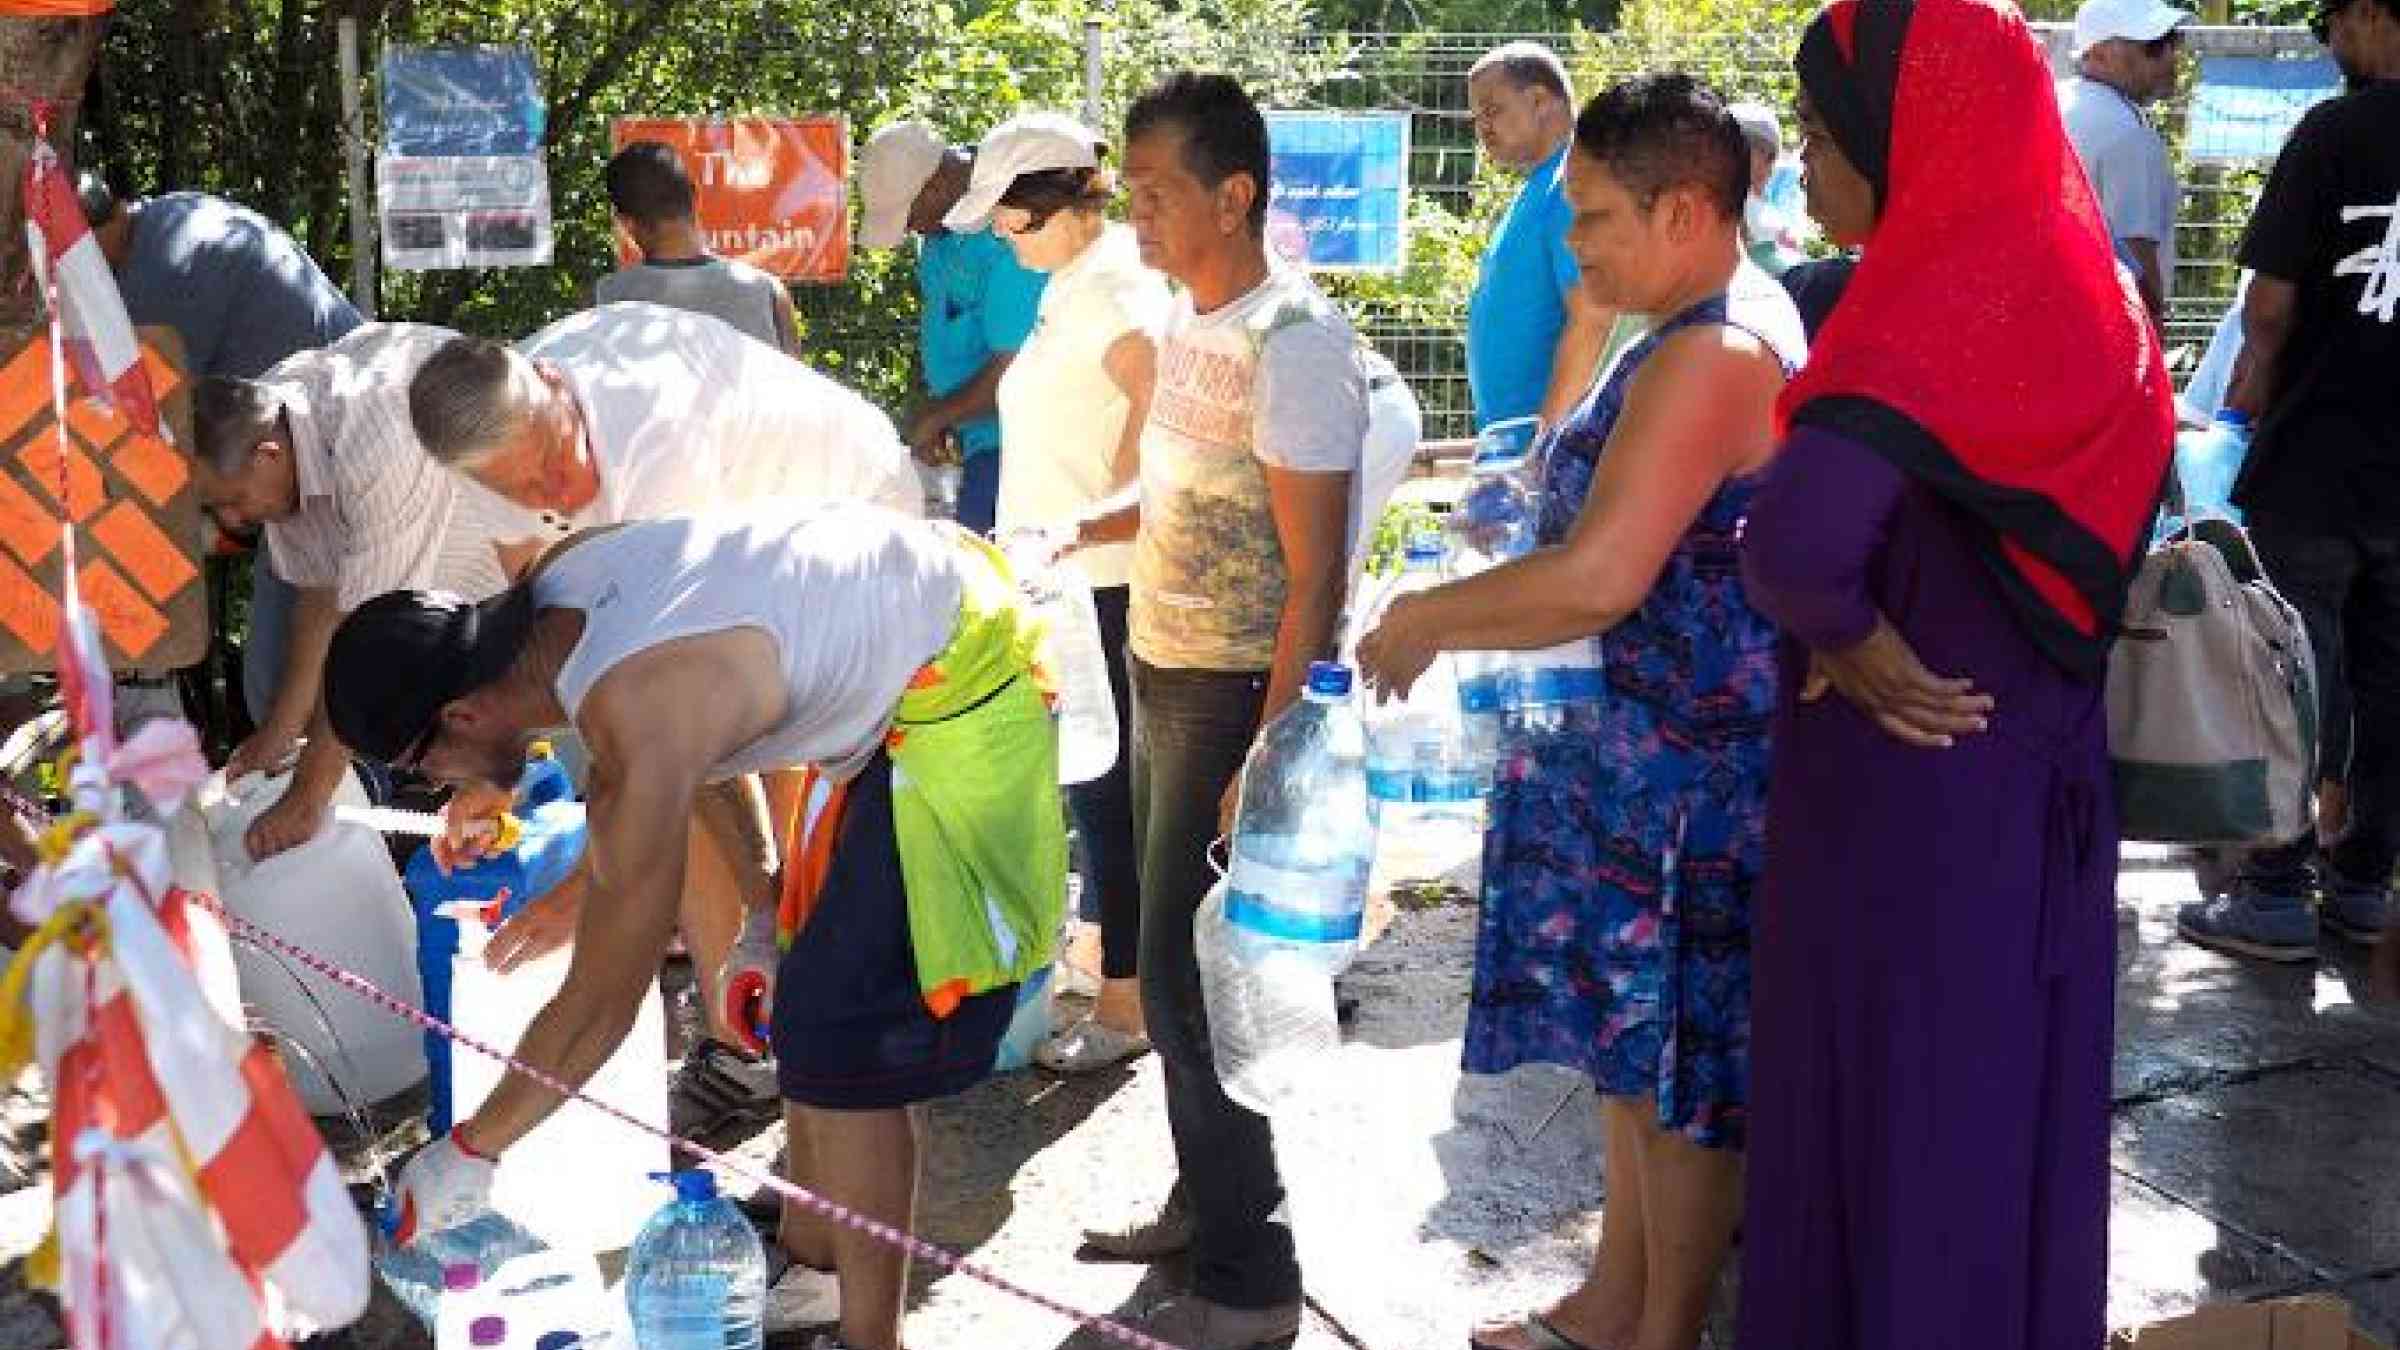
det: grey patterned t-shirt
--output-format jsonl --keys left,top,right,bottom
{"left": 1129, "top": 268, "right": 1368, "bottom": 671}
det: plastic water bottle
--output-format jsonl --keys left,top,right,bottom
{"left": 378, "top": 1211, "right": 545, "bottom": 1328}
{"left": 1448, "top": 420, "right": 1543, "bottom": 759}
{"left": 1357, "top": 535, "right": 1485, "bottom": 852}
{"left": 2161, "top": 409, "right": 2252, "bottom": 540}
{"left": 1198, "top": 661, "right": 1375, "bottom": 1113}
{"left": 624, "top": 1171, "right": 767, "bottom": 1350}
{"left": 1013, "top": 554, "right": 1119, "bottom": 785}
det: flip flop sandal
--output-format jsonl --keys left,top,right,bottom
{"left": 1468, "top": 1313, "right": 1602, "bottom": 1350}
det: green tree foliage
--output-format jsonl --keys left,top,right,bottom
{"left": 82, "top": 0, "right": 1335, "bottom": 408}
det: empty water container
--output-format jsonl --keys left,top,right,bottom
{"left": 201, "top": 767, "right": 427, "bottom": 1115}
{"left": 2158, "top": 408, "right": 2252, "bottom": 542}
{"left": 1199, "top": 662, "right": 1375, "bottom": 1113}
{"left": 624, "top": 1170, "right": 767, "bottom": 1350}
{"left": 1446, "top": 418, "right": 1545, "bottom": 756}
{"left": 1016, "top": 556, "right": 1119, "bottom": 785}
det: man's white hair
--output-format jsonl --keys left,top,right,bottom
{"left": 1468, "top": 41, "right": 1575, "bottom": 107}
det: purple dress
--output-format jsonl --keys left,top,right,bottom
{"left": 1736, "top": 427, "right": 2117, "bottom": 1350}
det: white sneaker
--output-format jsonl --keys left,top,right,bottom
{"left": 763, "top": 1255, "right": 841, "bottom": 1335}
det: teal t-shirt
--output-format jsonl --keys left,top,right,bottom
{"left": 1465, "top": 141, "right": 1580, "bottom": 429}
{"left": 918, "top": 228, "right": 1048, "bottom": 459}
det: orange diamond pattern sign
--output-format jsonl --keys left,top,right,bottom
{"left": 0, "top": 328, "right": 204, "bottom": 673}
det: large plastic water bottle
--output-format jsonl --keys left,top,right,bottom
{"left": 624, "top": 1171, "right": 767, "bottom": 1350}
{"left": 2160, "top": 409, "right": 2252, "bottom": 541}
{"left": 1198, "top": 661, "right": 1375, "bottom": 1113}
{"left": 1357, "top": 535, "right": 1485, "bottom": 851}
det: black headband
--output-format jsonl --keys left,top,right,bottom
{"left": 1796, "top": 0, "right": 1915, "bottom": 203}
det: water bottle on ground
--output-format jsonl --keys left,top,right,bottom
{"left": 624, "top": 1170, "right": 768, "bottom": 1350}
{"left": 378, "top": 1211, "right": 545, "bottom": 1328}
{"left": 2158, "top": 408, "right": 2252, "bottom": 542}
{"left": 1357, "top": 534, "right": 1486, "bottom": 854}
{"left": 1199, "top": 661, "right": 1375, "bottom": 1113}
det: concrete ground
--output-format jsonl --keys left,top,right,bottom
{"left": 3, "top": 841, "right": 2398, "bottom": 1348}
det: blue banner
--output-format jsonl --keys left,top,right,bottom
{"left": 381, "top": 45, "right": 546, "bottom": 157}
{"left": 1265, "top": 112, "right": 1410, "bottom": 273}
{"left": 2185, "top": 55, "right": 2342, "bottom": 164}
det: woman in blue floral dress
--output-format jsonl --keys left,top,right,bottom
{"left": 1359, "top": 75, "right": 1802, "bottom": 1350}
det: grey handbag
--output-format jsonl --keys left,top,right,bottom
{"left": 2107, "top": 514, "right": 2317, "bottom": 844}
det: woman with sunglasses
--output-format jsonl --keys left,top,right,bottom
{"left": 942, "top": 111, "right": 1170, "bottom": 1073}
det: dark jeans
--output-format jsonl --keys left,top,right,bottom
{"left": 957, "top": 451, "right": 1001, "bottom": 535}
{"left": 1068, "top": 586, "right": 1141, "bottom": 979}
{"left": 1128, "top": 656, "right": 1298, "bottom": 1308}
{"left": 2240, "top": 513, "right": 2400, "bottom": 892}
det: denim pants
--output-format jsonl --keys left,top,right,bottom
{"left": 956, "top": 450, "right": 1001, "bottom": 535}
{"left": 241, "top": 555, "right": 295, "bottom": 728}
{"left": 2239, "top": 512, "right": 2400, "bottom": 893}
{"left": 1129, "top": 656, "right": 1299, "bottom": 1308}
{"left": 1069, "top": 586, "right": 1142, "bottom": 978}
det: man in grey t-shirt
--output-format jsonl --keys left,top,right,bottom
{"left": 596, "top": 141, "right": 800, "bottom": 354}
{"left": 2058, "top": 0, "right": 2189, "bottom": 323}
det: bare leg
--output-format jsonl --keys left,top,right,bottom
{"left": 1472, "top": 1093, "right": 1648, "bottom": 1349}
{"left": 2320, "top": 778, "right": 2350, "bottom": 848}
{"left": 681, "top": 813, "right": 748, "bottom": 1043}
{"left": 777, "top": 1101, "right": 837, "bottom": 1271}
{"left": 779, "top": 1102, "right": 920, "bottom": 1350}
{"left": 1626, "top": 1101, "right": 1741, "bottom": 1350}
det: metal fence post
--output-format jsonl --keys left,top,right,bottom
{"left": 337, "top": 13, "right": 378, "bottom": 319}
{"left": 1083, "top": 15, "right": 1104, "bottom": 132}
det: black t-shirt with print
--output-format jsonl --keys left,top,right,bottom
{"left": 2233, "top": 79, "right": 2400, "bottom": 532}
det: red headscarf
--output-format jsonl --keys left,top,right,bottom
{"left": 1782, "top": 0, "right": 2175, "bottom": 678}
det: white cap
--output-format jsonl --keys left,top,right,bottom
{"left": 1726, "top": 102, "right": 1782, "bottom": 158}
{"left": 857, "top": 120, "right": 947, "bottom": 249}
{"left": 2072, "top": 0, "right": 2189, "bottom": 57}
{"left": 942, "top": 111, "right": 1105, "bottom": 233}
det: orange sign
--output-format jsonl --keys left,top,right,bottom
{"left": 0, "top": 328, "right": 204, "bottom": 673}
{"left": 609, "top": 116, "right": 850, "bottom": 283}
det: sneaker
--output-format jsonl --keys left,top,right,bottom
{"left": 2177, "top": 892, "right": 2319, "bottom": 963}
{"left": 763, "top": 1251, "right": 841, "bottom": 1335}
{"left": 1127, "top": 1294, "right": 1302, "bottom": 1350}
{"left": 669, "top": 1039, "right": 782, "bottom": 1138}
{"left": 2323, "top": 883, "right": 2391, "bottom": 945}
{"left": 1036, "top": 1017, "right": 1151, "bottom": 1074}
{"left": 1081, "top": 1186, "right": 1194, "bottom": 1262}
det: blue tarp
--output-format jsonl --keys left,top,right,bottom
{"left": 2184, "top": 55, "right": 2343, "bottom": 164}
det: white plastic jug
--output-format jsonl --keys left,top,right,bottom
{"left": 1021, "top": 558, "right": 1119, "bottom": 786}
{"left": 447, "top": 913, "right": 670, "bottom": 1255}
{"left": 201, "top": 769, "right": 427, "bottom": 1115}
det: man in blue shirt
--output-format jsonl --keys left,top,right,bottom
{"left": 1466, "top": 42, "right": 1617, "bottom": 430}
{"left": 79, "top": 178, "right": 362, "bottom": 740}
{"left": 857, "top": 120, "right": 1048, "bottom": 534}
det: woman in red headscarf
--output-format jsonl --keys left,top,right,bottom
{"left": 1735, "top": 0, "right": 2172, "bottom": 1345}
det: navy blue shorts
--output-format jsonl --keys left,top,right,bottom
{"left": 770, "top": 751, "right": 1018, "bottom": 1110}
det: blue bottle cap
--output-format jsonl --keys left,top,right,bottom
{"left": 1402, "top": 533, "right": 1445, "bottom": 565}
{"left": 534, "top": 1333, "right": 581, "bottom": 1350}
{"left": 2214, "top": 408, "right": 2252, "bottom": 431}
{"left": 649, "top": 1169, "right": 720, "bottom": 1203}
{"left": 1306, "top": 661, "right": 1354, "bottom": 697}
{"left": 470, "top": 1316, "right": 507, "bottom": 1348}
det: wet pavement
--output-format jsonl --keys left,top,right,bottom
{"left": 2, "top": 841, "right": 2397, "bottom": 1347}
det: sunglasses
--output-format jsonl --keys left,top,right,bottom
{"left": 2313, "top": 0, "right": 2357, "bottom": 43}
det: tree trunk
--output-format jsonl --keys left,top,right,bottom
{"left": 0, "top": 14, "right": 109, "bottom": 355}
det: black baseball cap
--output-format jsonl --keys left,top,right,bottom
{"left": 324, "top": 587, "right": 538, "bottom": 767}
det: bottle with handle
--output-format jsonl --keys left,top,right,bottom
{"left": 624, "top": 1170, "right": 767, "bottom": 1350}
{"left": 1357, "top": 533, "right": 1487, "bottom": 854}
{"left": 1197, "top": 661, "right": 1375, "bottom": 1113}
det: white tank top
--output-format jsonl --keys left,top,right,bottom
{"left": 536, "top": 501, "right": 965, "bottom": 781}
